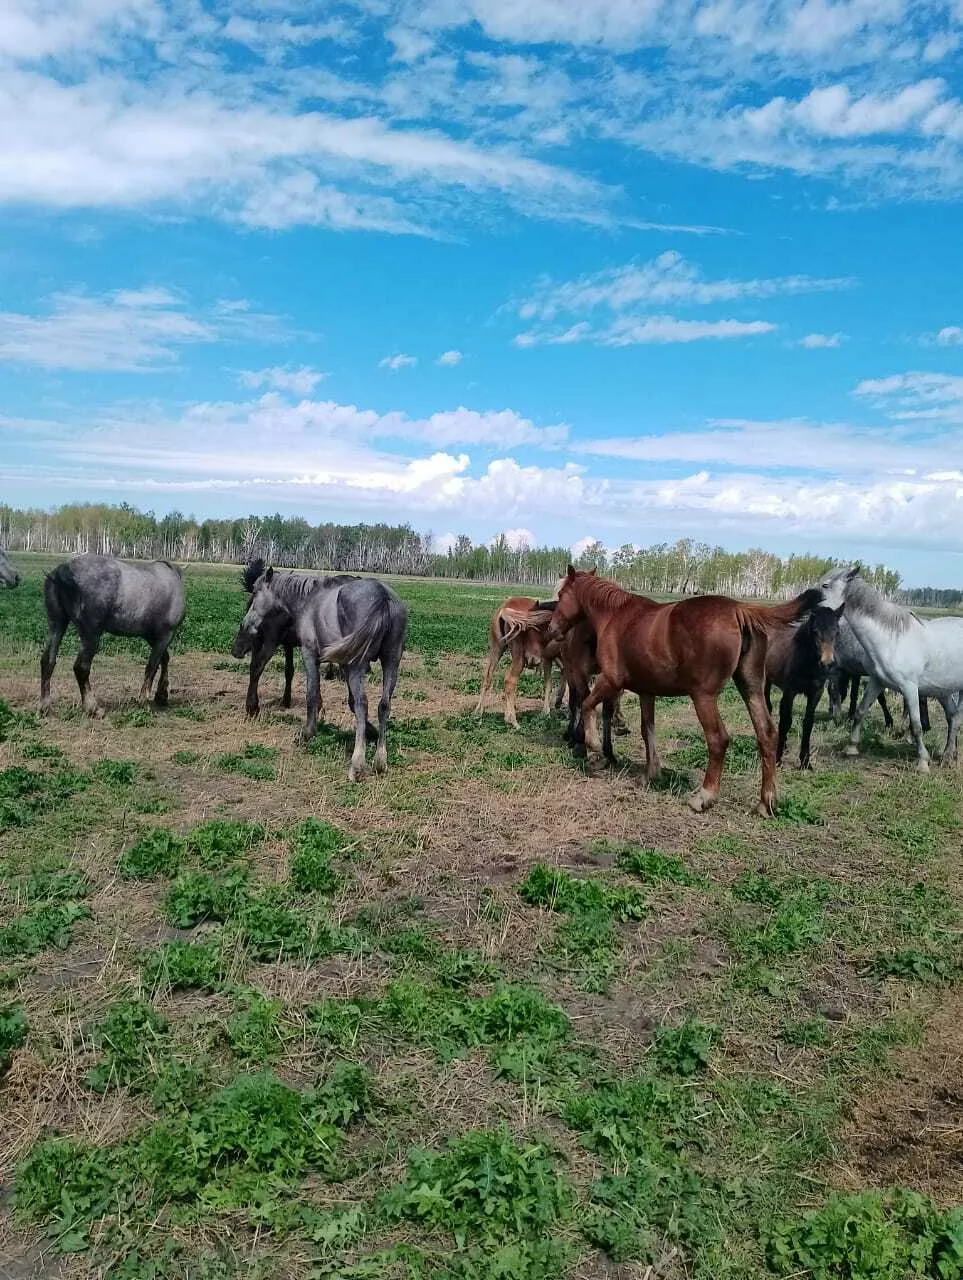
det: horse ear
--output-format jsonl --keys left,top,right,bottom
{"left": 847, "top": 564, "right": 860, "bottom": 580}
{"left": 590, "top": 566, "right": 598, "bottom": 576}
{"left": 566, "top": 564, "right": 577, "bottom": 580}
{"left": 265, "top": 566, "right": 274, "bottom": 583}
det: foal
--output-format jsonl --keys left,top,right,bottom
{"left": 475, "top": 597, "right": 562, "bottom": 729}
{"left": 765, "top": 605, "right": 843, "bottom": 769}
{"left": 547, "top": 568, "right": 823, "bottom": 815}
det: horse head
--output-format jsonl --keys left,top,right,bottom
{"left": 231, "top": 565, "right": 285, "bottom": 658}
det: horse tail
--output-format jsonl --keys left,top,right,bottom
{"left": 44, "top": 563, "right": 79, "bottom": 626}
{"left": 497, "top": 606, "right": 556, "bottom": 652}
{"left": 319, "top": 593, "right": 394, "bottom": 668}
{"left": 735, "top": 587, "right": 823, "bottom": 639}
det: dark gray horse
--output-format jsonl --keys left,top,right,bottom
{"left": 232, "top": 566, "right": 407, "bottom": 781}
{"left": 236, "top": 558, "right": 347, "bottom": 716}
{"left": 40, "top": 555, "right": 186, "bottom": 716}
{"left": 0, "top": 548, "right": 19, "bottom": 588}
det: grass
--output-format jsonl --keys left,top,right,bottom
{"left": 2, "top": 559, "right": 963, "bottom": 1279}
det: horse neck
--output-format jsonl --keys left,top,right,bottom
{"left": 574, "top": 578, "right": 633, "bottom": 629}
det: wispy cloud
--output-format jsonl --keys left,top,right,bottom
{"left": 239, "top": 366, "right": 327, "bottom": 395}
{"left": 855, "top": 371, "right": 963, "bottom": 423}
{"left": 436, "top": 349, "right": 464, "bottom": 366}
{"left": 515, "top": 316, "right": 777, "bottom": 347}
{"left": 799, "top": 332, "right": 846, "bottom": 348}
{"left": 379, "top": 353, "right": 418, "bottom": 371}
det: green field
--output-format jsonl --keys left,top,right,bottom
{"left": 1, "top": 554, "right": 962, "bottom": 1280}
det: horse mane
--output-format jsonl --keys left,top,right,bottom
{"left": 847, "top": 574, "right": 917, "bottom": 635}
{"left": 241, "top": 557, "right": 265, "bottom": 593}
{"left": 573, "top": 574, "right": 638, "bottom": 611}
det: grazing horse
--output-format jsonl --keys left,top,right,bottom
{"left": 0, "top": 549, "right": 19, "bottom": 588}
{"left": 765, "top": 604, "right": 844, "bottom": 769}
{"left": 237, "top": 559, "right": 348, "bottom": 716}
{"left": 40, "top": 555, "right": 186, "bottom": 716}
{"left": 819, "top": 566, "right": 963, "bottom": 769}
{"left": 475, "top": 597, "right": 563, "bottom": 729}
{"left": 546, "top": 567, "right": 823, "bottom": 815}
{"left": 232, "top": 567, "right": 407, "bottom": 782}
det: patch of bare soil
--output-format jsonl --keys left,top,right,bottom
{"left": 834, "top": 989, "right": 963, "bottom": 1204}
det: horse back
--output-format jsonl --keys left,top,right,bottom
{"left": 599, "top": 594, "right": 746, "bottom": 695}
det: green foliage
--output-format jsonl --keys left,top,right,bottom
{"left": 671, "top": 731, "right": 760, "bottom": 775}
{"left": 0, "top": 1001, "right": 28, "bottom": 1074}
{"left": 163, "top": 870, "right": 250, "bottom": 928}
{"left": 613, "top": 844, "right": 700, "bottom": 886}
{"left": 86, "top": 1000, "right": 170, "bottom": 1093}
{"left": 871, "top": 947, "right": 959, "bottom": 985}
{"left": 650, "top": 1021, "right": 717, "bottom": 1076}
{"left": 216, "top": 743, "right": 278, "bottom": 781}
{"left": 289, "top": 818, "right": 347, "bottom": 892}
{"left": 0, "top": 901, "right": 91, "bottom": 958}
{"left": 767, "top": 1189, "right": 963, "bottom": 1279}
{"left": 781, "top": 1016, "right": 831, "bottom": 1047}
{"left": 724, "top": 882, "right": 830, "bottom": 963}
{"left": 564, "top": 1074, "right": 696, "bottom": 1163}
{"left": 234, "top": 890, "right": 335, "bottom": 960}
{"left": 118, "top": 828, "right": 186, "bottom": 879}
{"left": 142, "top": 940, "right": 226, "bottom": 992}
{"left": 517, "top": 864, "right": 647, "bottom": 921}
{"left": 171, "top": 750, "right": 201, "bottom": 765}
{"left": 15, "top": 868, "right": 90, "bottom": 901}
{"left": 383, "top": 1128, "right": 572, "bottom": 1246}
{"left": 225, "top": 992, "right": 286, "bottom": 1061}
{"left": 185, "top": 819, "right": 265, "bottom": 869}
{"left": 0, "top": 764, "right": 90, "bottom": 831}
{"left": 91, "top": 759, "right": 137, "bottom": 788}
{"left": 731, "top": 870, "right": 785, "bottom": 905}
{"left": 583, "top": 1158, "right": 723, "bottom": 1264}
{"left": 775, "top": 793, "right": 823, "bottom": 826}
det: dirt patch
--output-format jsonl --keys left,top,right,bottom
{"left": 834, "top": 988, "right": 963, "bottom": 1204}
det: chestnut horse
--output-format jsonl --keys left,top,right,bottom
{"left": 475, "top": 597, "right": 562, "bottom": 729}
{"left": 547, "top": 568, "right": 822, "bottom": 816}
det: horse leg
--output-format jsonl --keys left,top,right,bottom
{"left": 765, "top": 680, "right": 773, "bottom": 717}
{"left": 373, "top": 653, "right": 401, "bottom": 775}
{"left": 938, "top": 695, "right": 960, "bottom": 765}
{"left": 554, "top": 665, "right": 566, "bottom": 711}
{"left": 39, "top": 621, "right": 66, "bottom": 715}
{"left": 799, "top": 689, "right": 820, "bottom": 770}
{"left": 578, "top": 674, "right": 620, "bottom": 759}
{"left": 848, "top": 675, "right": 861, "bottom": 725}
{"left": 139, "top": 638, "right": 167, "bottom": 702}
{"left": 612, "top": 692, "right": 630, "bottom": 736}
{"left": 282, "top": 641, "right": 295, "bottom": 709}
{"left": 299, "top": 650, "right": 321, "bottom": 744}
{"left": 920, "top": 695, "right": 931, "bottom": 734}
{"left": 899, "top": 682, "right": 930, "bottom": 772}
{"left": 733, "top": 636, "right": 778, "bottom": 815}
{"left": 877, "top": 689, "right": 894, "bottom": 731}
{"left": 845, "top": 677, "right": 883, "bottom": 757}
{"left": 154, "top": 648, "right": 171, "bottom": 708}
{"left": 474, "top": 640, "right": 501, "bottom": 717}
{"left": 245, "top": 640, "right": 273, "bottom": 718}
{"left": 503, "top": 648, "right": 524, "bottom": 730}
{"left": 540, "top": 658, "right": 554, "bottom": 716}
{"left": 828, "top": 672, "right": 844, "bottom": 726}
{"left": 639, "top": 692, "right": 662, "bottom": 782}
{"left": 347, "top": 682, "right": 379, "bottom": 742}
{"left": 345, "top": 664, "right": 369, "bottom": 783}
{"left": 776, "top": 690, "right": 794, "bottom": 766}
{"left": 687, "top": 693, "right": 730, "bottom": 814}
{"left": 74, "top": 631, "right": 103, "bottom": 717}
{"left": 601, "top": 700, "right": 617, "bottom": 766}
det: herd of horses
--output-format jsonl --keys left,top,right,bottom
{"left": 1, "top": 547, "right": 961, "bottom": 817}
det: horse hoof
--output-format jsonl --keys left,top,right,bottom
{"left": 686, "top": 788, "right": 715, "bottom": 814}
{"left": 154, "top": 694, "right": 168, "bottom": 709}
{"left": 798, "top": 760, "right": 813, "bottom": 772}
{"left": 842, "top": 745, "right": 860, "bottom": 758}
{"left": 373, "top": 751, "right": 388, "bottom": 775}
{"left": 347, "top": 766, "right": 364, "bottom": 784}
{"left": 916, "top": 759, "right": 930, "bottom": 774}
{"left": 39, "top": 702, "right": 52, "bottom": 718}
{"left": 645, "top": 768, "right": 662, "bottom": 785}
{"left": 757, "top": 800, "right": 776, "bottom": 818}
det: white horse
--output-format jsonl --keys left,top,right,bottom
{"left": 819, "top": 566, "right": 962, "bottom": 770}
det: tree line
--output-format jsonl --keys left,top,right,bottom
{"left": 0, "top": 501, "right": 920, "bottom": 600}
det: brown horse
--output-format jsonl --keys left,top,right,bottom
{"left": 546, "top": 568, "right": 822, "bottom": 816}
{"left": 475, "top": 596, "right": 562, "bottom": 729}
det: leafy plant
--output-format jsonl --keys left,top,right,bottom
{"left": 86, "top": 999, "right": 170, "bottom": 1093}
{"left": 142, "top": 940, "right": 227, "bottom": 992}
{"left": 871, "top": 947, "right": 958, "bottom": 985}
{"left": 216, "top": 744, "right": 278, "bottom": 781}
{"left": 91, "top": 759, "right": 137, "bottom": 787}
{"left": 0, "top": 1001, "right": 28, "bottom": 1074}
{"left": 162, "top": 870, "right": 249, "bottom": 928}
{"left": 650, "top": 1021, "right": 717, "bottom": 1076}
{"left": 517, "top": 864, "right": 647, "bottom": 921}
{"left": 118, "top": 828, "right": 186, "bottom": 879}
{"left": 289, "top": 818, "right": 347, "bottom": 892}
{"left": 0, "top": 901, "right": 91, "bottom": 958}
{"left": 613, "top": 844, "right": 700, "bottom": 886}
{"left": 225, "top": 991, "right": 286, "bottom": 1061}
{"left": 185, "top": 819, "right": 265, "bottom": 869}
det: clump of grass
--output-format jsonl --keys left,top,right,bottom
{"left": 289, "top": 818, "right": 348, "bottom": 893}
{"left": 216, "top": 743, "right": 278, "bottom": 782}
{"left": 611, "top": 844, "right": 700, "bottom": 886}
{"left": 142, "top": 940, "right": 227, "bottom": 992}
{"left": 91, "top": 759, "right": 137, "bottom": 788}
{"left": 871, "top": 947, "right": 959, "bottom": 985}
{"left": 118, "top": 828, "right": 186, "bottom": 879}
{"left": 0, "top": 1001, "right": 28, "bottom": 1074}
{"left": 731, "top": 870, "right": 786, "bottom": 906}
{"left": 163, "top": 870, "right": 249, "bottom": 928}
{"left": 171, "top": 750, "right": 201, "bottom": 766}
{"left": 0, "top": 901, "right": 91, "bottom": 959}
{"left": 224, "top": 991, "right": 287, "bottom": 1061}
{"left": 185, "top": 819, "right": 265, "bottom": 869}
{"left": 723, "top": 881, "right": 830, "bottom": 964}
{"left": 517, "top": 864, "right": 647, "bottom": 921}
{"left": 767, "top": 1189, "right": 963, "bottom": 1279}
{"left": 775, "top": 793, "right": 823, "bottom": 826}
{"left": 233, "top": 890, "right": 335, "bottom": 961}
{"left": 650, "top": 1021, "right": 717, "bottom": 1076}
{"left": 86, "top": 999, "right": 170, "bottom": 1094}
{"left": 0, "top": 765, "right": 90, "bottom": 832}
{"left": 781, "top": 1017, "right": 831, "bottom": 1048}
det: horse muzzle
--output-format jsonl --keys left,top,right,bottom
{"left": 231, "top": 634, "right": 252, "bottom": 659}
{"left": 819, "top": 643, "right": 835, "bottom": 668}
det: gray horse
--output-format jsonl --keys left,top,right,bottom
{"left": 40, "top": 555, "right": 186, "bottom": 716}
{"left": 0, "top": 548, "right": 20, "bottom": 588}
{"left": 232, "top": 566, "right": 407, "bottom": 781}
{"left": 237, "top": 558, "right": 348, "bottom": 716}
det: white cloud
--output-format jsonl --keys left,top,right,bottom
{"left": 517, "top": 316, "right": 777, "bottom": 347}
{"left": 570, "top": 534, "right": 600, "bottom": 559}
{"left": 854, "top": 371, "right": 963, "bottom": 423}
{"left": 436, "top": 349, "right": 464, "bottom": 366}
{"left": 934, "top": 326, "right": 963, "bottom": 346}
{"left": 492, "top": 527, "right": 534, "bottom": 550}
{"left": 431, "top": 531, "right": 458, "bottom": 553}
{"left": 239, "top": 366, "right": 327, "bottom": 395}
{"left": 799, "top": 331, "right": 846, "bottom": 347}
{"left": 379, "top": 353, "right": 418, "bottom": 371}
{"left": 0, "top": 287, "right": 212, "bottom": 371}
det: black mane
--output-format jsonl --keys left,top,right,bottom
{"left": 241, "top": 557, "right": 266, "bottom": 593}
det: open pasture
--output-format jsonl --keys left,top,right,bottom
{"left": 1, "top": 556, "right": 962, "bottom": 1279}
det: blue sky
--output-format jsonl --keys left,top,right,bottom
{"left": 3, "top": 1, "right": 963, "bottom": 584}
